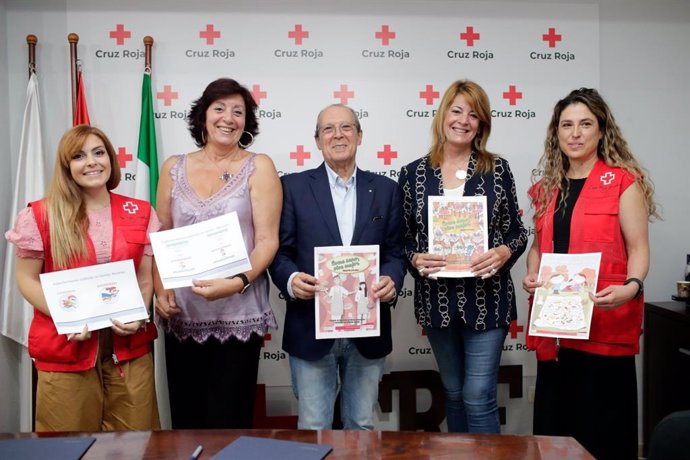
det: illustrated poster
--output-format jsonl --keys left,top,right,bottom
{"left": 314, "top": 245, "right": 380, "bottom": 339}
{"left": 528, "top": 252, "right": 602, "bottom": 340}
{"left": 428, "top": 196, "right": 488, "bottom": 277}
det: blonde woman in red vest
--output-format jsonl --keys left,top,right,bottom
{"left": 523, "top": 88, "right": 658, "bottom": 459}
{"left": 5, "top": 125, "right": 161, "bottom": 431}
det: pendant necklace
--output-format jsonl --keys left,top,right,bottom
{"left": 204, "top": 148, "right": 233, "bottom": 183}
{"left": 455, "top": 168, "right": 467, "bottom": 181}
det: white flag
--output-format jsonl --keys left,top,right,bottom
{"left": 1, "top": 73, "right": 47, "bottom": 345}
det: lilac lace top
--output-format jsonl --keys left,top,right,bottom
{"left": 158, "top": 153, "right": 277, "bottom": 343}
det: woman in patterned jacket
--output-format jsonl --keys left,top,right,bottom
{"left": 398, "top": 80, "right": 528, "bottom": 433}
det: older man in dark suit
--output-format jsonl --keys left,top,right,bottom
{"left": 269, "top": 104, "right": 406, "bottom": 430}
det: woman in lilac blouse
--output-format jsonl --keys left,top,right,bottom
{"left": 154, "top": 78, "right": 282, "bottom": 429}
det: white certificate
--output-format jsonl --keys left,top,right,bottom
{"left": 39, "top": 259, "right": 149, "bottom": 335}
{"left": 150, "top": 212, "right": 252, "bottom": 289}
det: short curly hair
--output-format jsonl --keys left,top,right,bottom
{"left": 187, "top": 78, "right": 259, "bottom": 148}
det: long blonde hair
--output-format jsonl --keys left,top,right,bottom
{"left": 45, "top": 125, "right": 121, "bottom": 268}
{"left": 532, "top": 88, "right": 659, "bottom": 220}
{"left": 429, "top": 80, "right": 496, "bottom": 173}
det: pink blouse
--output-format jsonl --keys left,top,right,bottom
{"left": 5, "top": 205, "right": 161, "bottom": 264}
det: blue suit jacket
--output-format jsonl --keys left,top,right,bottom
{"left": 269, "top": 163, "right": 406, "bottom": 361}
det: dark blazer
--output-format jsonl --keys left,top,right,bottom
{"left": 269, "top": 163, "right": 406, "bottom": 361}
{"left": 398, "top": 153, "right": 528, "bottom": 331}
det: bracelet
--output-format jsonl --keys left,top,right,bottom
{"left": 624, "top": 277, "right": 644, "bottom": 299}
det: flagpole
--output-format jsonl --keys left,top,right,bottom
{"left": 27, "top": 34, "right": 36, "bottom": 78}
{"left": 144, "top": 35, "right": 153, "bottom": 72}
{"left": 139, "top": 34, "right": 170, "bottom": 428}
{"left": 68, "top": 33, "right": 79, "bottom": 122}
{"left": 23, "top": 33, "right": 39, "bottom": 432}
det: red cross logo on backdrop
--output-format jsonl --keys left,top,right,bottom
{"left": 375, "top": 25, "right": 396, "bottom": 45}
{"left": 377, "top": 145, "right": 398, "bottom": 165}
{"left": 290, "top": 145, "right": 311, "bottom": 166}
{"left": 502, "top": 85, "right": 523, "bottom": 106}
{"left": 251, "top": 84, "right": 267, "bottom": 105}
{"left": 542, "top": 27, "right": 562, "bottom": 48}
{"left": 116, "top": 147, "right": 133, "bottom": 168}
{"left": 200, "top": 24, "right": 221, "bottom": 45}
{"left": 419, "top": 84, "right": 440, "bottom": 105}
{"left": 157, "top": 85, "right": 178, "bottom": 107}
{"left": 460, "top": 26, "right": 480, "bottom": 46}
{"left": 261, "top": 333, "right": 272, "bottom": 348}
{"left": 600, "top": 172, "right": 615, "bottom": 185}
{"left": 508, "top": 320, "right": 524, "bottom": 340}
{"left": 333, "top": 84, "right": 354, "bottom": 104}
{"left": 288, "top": 24, "right": 309, "bottom": 45}
{"left": 109, "top": 24, "right": 131, "bottom": 45}
{"left": 123, "top": 201, "right": 139, "bottom": 215}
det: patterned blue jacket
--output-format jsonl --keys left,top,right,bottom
{"left": 398, "top": 153, "right": 528, "bottom": 330}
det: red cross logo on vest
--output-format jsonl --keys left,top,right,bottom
{"left": 123, "top": 201, "right": 139, "bottom": 214}
{"left": 600, "top": 171, "right": 615, "bottom": 186}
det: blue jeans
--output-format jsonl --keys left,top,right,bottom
{"left": 425, "top": 323, "right": 507, "bottom": 433}
{"left": 289, "top": 339, "right": 385, "bottom": 430}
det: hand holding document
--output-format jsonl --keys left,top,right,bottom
{"left": 150, "top": 212, "right": 252, "bottom": 289}
{"left": 39, "top": 259, "right": 149, "bottom": 335}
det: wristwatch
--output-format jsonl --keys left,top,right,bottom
{"left": 624, "top": 277, "right": 644, "bottom": 299}
{"left": 233, "top": 273, "right": 251, "bottom": 294}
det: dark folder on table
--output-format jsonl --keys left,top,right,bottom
{"left": 211, "top": 435, "right": 333, "bottom": 459}
{"left": 0, "top": 436, "right": 96, "bottom": 459}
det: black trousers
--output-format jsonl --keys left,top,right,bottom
{"left": 533, "top": 348, "right": 638, "bottom": 460}
{"left": 165, "top": 332, "right": 263, "bottom": 429}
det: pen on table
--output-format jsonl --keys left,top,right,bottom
{"left": 190, "top": 444, "right": 203, "bottom": 460}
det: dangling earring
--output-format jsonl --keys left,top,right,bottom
{"left": 201, "top": 129, "right": 207, "bottom": 145}
{"left": 239, "top": 131, "right": 255, "bottom": 149}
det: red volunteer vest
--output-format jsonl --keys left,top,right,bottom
{"left": 28, "top": 193, "right": 157, "bottom": 372}
{"left": 527, "top": 160, "right": 643, "bottom": 359}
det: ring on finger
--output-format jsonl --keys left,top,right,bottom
{"left": 418, "top": 267, "right": 426, "bottom": 275}
{"left": 490, "top": 265, "right": 497, "bottom": 274}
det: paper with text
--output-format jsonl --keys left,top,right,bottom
{"left": 150, "top": 212, "right": 252, "bottom": 289}
{"left": 39, "top": 259, "right": 149, "bottom": 334}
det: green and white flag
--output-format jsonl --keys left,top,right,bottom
{"left": 134, "top": 71, "right": 159, "bottom": 208}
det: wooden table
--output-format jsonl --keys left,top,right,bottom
{"left": 0, "top": 429, "right": 593, "bottom": 459}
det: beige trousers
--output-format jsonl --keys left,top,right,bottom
{"left": 35, "top": 349, "right": 160, "bottom": 432}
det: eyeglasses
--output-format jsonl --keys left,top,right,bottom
{"left": 318, "top": 122, "right": 357, "bottom": 137}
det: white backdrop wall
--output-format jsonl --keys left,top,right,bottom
{"left": 1, "top": 0, "right": 689, "bottom": 440}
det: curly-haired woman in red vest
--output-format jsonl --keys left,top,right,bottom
{"left": 523, "top": 88, "right": 659, "bottom": 459}
{"left": 5, "top": 125, "right": 161, "bottom": 431}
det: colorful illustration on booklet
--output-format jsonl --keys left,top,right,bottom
{"left": 60, "top": 293, "right": 79, "bottom": 311}
{"left": 528, "top": 252, "right": 601, "bottom": 340}
{"left": 314, "top": 246, "right": 380, "bottom": 339}
{"left": 428, "top": 196, "right": 487, "bottom": 277}
{"left": 100, "top": 285, "right": 120, "bottom": 304}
